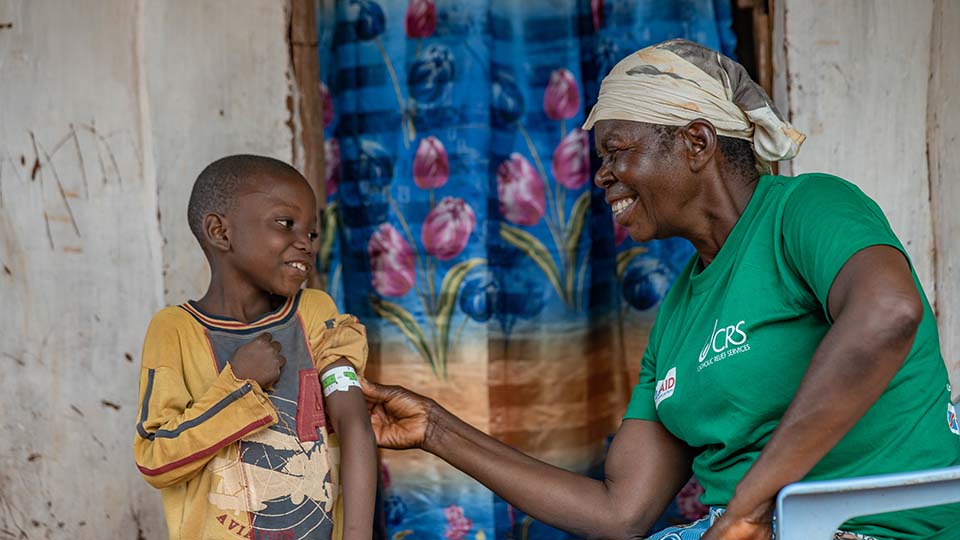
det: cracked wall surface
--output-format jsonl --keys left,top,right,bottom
{"left": 0, "top": 1, "right": 293, "bottom": 538}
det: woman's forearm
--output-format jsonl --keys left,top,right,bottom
{"left": 425, "top": 405, "right": 618, "bottom": 537}
{"left": 423, "top": 406, "right": 691, "bottom": 539}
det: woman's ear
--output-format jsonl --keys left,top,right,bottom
{"left": 203, "top": 213, "right": 231, "bottom": 252}
{"left": 680, "top": 119, "right": 718, "bottom": 172}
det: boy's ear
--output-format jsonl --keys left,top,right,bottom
{"left": 203, "top": 213, "right": 231, "bottom": 252}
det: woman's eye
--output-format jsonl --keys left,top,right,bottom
{"left": 308, "top": 231, "right": 319, "bottom": 241}
{"left": 275, "top": 219, "right": 293, "bottom": 229}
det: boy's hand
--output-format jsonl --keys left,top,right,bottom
{"left": 230, "top": 333, "right": 286, "bottom": 389}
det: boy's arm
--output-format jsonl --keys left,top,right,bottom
{"left": 322, "top": 358, "right": 377, "bottom": 540}
{"left": 304, "top": 289, "right": 368, "bottom": 375}
{"left": 133, "top": 316, "right": 279, "bottom": 489}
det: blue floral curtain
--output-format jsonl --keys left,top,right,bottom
{"left": 317, "top": 1, "right": 735, "bottom": 539}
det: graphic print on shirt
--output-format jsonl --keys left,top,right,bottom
{"left": 201, "top": 312, "right": 336, "bottom": 540}
{"left": 697, "top": 318, "right": 750, "bottom": 373}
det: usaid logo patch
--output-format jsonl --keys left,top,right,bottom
{"left": 948, "top": 403, "right": 960, "bottom": 436}
{"left": 654, "top": 367, "right": 677, "bottom": 409}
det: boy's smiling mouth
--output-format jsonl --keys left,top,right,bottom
{"left": 286, "top": 261, "right": 309, "bottom": 274}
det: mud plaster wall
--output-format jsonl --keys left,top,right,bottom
{"left": 0, "top": 1, "right": 294, "bottom": 538}
{"left": 774, "top": 0, "right": 960, "bottom": 399}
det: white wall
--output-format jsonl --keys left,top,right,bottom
{"left": 0, "top": 1, "right": 294, "bottom": 537}
{"left": 927, "top": 0, "right": 960, "bottom": 398}
{"left": 143, "top": 1, "right": 295, "bottom": 303}
{"left": 774, "top": 0, "right": 960, "bottom": 397}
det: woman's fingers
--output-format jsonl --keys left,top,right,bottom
{"left": 360, "top": 378, "right": 394, "bottom": 403}
{"left": 361, "top": 379, "right": 424, "bottom": 411}
{"left": 360, "top": 379, "right": 397, "bottom": 442}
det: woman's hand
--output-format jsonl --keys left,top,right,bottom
{"left": 361, "top": 379, "right": 434, "bottom": 450}
{"left": 701, "top": 519, "right": 771, "bottom": 540}
{"left": 701, "top": 501, "right": 773, "bottom": 540}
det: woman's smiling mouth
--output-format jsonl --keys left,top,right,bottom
{"left": 612, "top": 197, "right": 637, "bottom": 218}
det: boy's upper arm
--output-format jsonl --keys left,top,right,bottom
{"left": 138, "top": 309, "right": 193, "bottom": 418}
{"left": 319, "top": 357, "right": 367, "bottom": 432}
{"left": 302, "top": 289, "right": 368, "bottom": 375}
{"left": 140, "top": 308, "right": 185, "bottom": 371}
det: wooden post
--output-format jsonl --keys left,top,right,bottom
{"left": 289, "top": 0, "right": 327, "bottom": 289}
{"left": 752, "top": 0, "right": 773, "bottom": 97}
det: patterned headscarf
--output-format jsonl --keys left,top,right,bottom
{"left": 582, "top": 39, "right": 805, "bottom": 169}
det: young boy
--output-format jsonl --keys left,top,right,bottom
{"left": 134, "top": 155, "right": 376, "bottom": 540}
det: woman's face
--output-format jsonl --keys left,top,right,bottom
{"left": 593, "top": 119, "right": 694, "bottom": 242}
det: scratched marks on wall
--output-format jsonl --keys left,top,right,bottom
{"left": 0, "top": 489, "right": 85, "bottom": 539}
{"left": 0, "top": 122, "right": 141, "bottom": 253}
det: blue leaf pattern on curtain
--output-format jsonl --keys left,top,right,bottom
{"left": 318, "top": 1, "right": 735, "bottom": 538}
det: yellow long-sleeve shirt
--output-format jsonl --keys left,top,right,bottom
{"left": 134, "top": 289, "right": 367, "bottom": 540}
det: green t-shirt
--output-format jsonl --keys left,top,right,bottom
{"left": 624, "top": 173, "right": 960, "bottom": 539}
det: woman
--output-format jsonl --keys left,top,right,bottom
{"left": 361, "top": 39, "right": 960, "bottom": 540}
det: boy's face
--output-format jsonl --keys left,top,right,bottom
{"left": 223, "top": 170, "right": 319, "bottom": 298}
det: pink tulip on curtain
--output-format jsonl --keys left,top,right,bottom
{"left": 421, "top": 197, "right": 476, "bottom": 260}
{"left": 324, "top": 138, "right": 340, "bottom": 197}
{"left": 543, "top": 68, "right": 581, "bottom": 120}
{"left": 443, "top": 505, "right": 473, "bottom": 540}
{"left": 591, "top": 0, "right": 604, "bottom": 31}
{"left": 320, "top": 82, "right": 334, "bottom": 128}
{"left": 551, "top": 129, "right": 590, "bottom": 189}
{"left": 496, "top": 153, "right": 545, "bottom": 226}
{"left": 368, "top": 223, "right": 416, "bottom": 297}
{"left": 405, "top": 0, "right": 436, "bottom": 38}
{"left": 676, "top": 477, "right": 709, "bottom": 521}
{"left": 413, "top": 136, "right": 450, "bottom": 189}
{"left": 613, "top": 215, "right": 629, "bottom": 246}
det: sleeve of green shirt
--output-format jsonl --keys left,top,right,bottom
{"left": 624, "top": 332, "right": 661, "bottom": 421}
{"left": 781, "top": 174, "right": 908, "bottom": 320}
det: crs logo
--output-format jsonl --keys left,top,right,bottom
{"left": 699, "top": 319, "right": 748, "bottom": 363}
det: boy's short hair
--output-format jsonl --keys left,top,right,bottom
{"left": 187, "top": 154, "right": 302, "bottom": 245}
